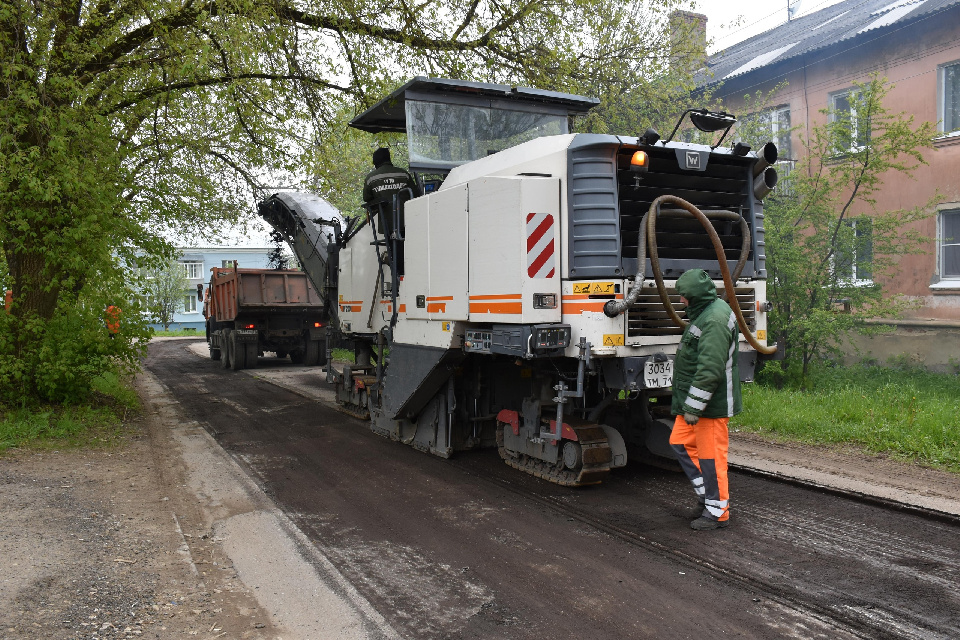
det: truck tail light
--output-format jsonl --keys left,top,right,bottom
{"left": 244, "top": 323, "right": 255, "bottom": 329}
{"left": 313, "top": 322, "right": 324, "bottom": 328}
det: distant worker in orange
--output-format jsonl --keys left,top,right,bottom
{"left": 669, "top": 269, "right": 741, "bottom": 531}
{"left": 104, "top": 304, "right": 121, "bottom": 339}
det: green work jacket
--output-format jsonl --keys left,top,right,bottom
{"left": 670, "top": 270, "right": 743, "bottom": 418}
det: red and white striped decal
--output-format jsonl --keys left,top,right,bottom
{"left": 526, "top": 212, "right": 555, "bottom": 279}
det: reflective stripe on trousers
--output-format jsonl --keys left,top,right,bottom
{"left": 669, "top": 415, "right": 730, "bottom": 521}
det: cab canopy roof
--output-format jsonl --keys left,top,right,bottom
{"left": 349, "top": 77, "right": 598, "bottom": 134}
{"left": 349, "top": 77, "right": 599, "bottom": 173}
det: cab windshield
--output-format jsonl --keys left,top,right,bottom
{"left": 405, "top": 100, "right": 567, "bottom": 171}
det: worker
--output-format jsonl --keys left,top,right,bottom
{"left": 669, "top": 268, "right": 741, "bottom": 531}
{"left": 104, "top": 304, "right": 121, "bottom": 339}
{"left": 362, "top": 147, "right": 416, "bottom": 209}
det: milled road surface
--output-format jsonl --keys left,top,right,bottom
{"left": 146, "top": 339, "right": 960, "bottom": 639}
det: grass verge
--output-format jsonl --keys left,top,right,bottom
{"left": 151, "top": 328, "right": 202, "bottom": 337}
{"left": 0, "top": 371, "right": 140, "bottom": 454}
{"left": 734, "top": 364, "right": 960, "bottom": 472}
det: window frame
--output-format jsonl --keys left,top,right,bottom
{"left": 181, "top": 260, "right": 204, "bottom": 279}
{"left": 938, "top": 208, "right": 960, "bottom": 283}
{"left": 832, "top": 217, "right": 874, "bottom": 287}
{"left": 938, "top": 60, "right": 960, "bottom": 136}
{"left": 829, "top": 88, "right": 870, "bottom": 154}
{"left": 183, "top": 292, "right": 199, "bottom": 314}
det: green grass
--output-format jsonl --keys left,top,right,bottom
{"left": 151, "top": 327, "right": 202, "bottom": 337}
{"left": 734, "top": 364, "right": 960, "bottom": 472}
{"left": 0, "top": 371, "right": 140, "bottom": 454}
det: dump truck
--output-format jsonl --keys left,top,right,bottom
{"left": 203, "top": 264, "right": 328, "bottom": 370}
{"left": 259, "top": 77, "right": 780, "bottom": 485}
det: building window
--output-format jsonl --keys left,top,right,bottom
{"left": 939, "top": 61, "right": 960, "bottom": 135}
{"left": 940, "top": 209, "right": 960, "bottom": 280}
{"left": 830, "top": 89, "right": 870, "bottom": 153}
{"left": 222, "top": 260, "right": 235, "bottom": 268}
{"left": 183, "top": 292, "right": 199, "bottom": 314}
{"left": 834, "top": 218, "right": 873, "bottom": 284}
{"left": 744, "top": 105, "right": 792, "bottom": 159}
{"left": 182, "top": 261, "right": 204, "bottom": 279}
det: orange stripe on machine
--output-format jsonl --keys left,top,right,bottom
{"left": 470, "top": 302, "right": 522, "bottom": 314}
{"left": 469, "top": 294, "right": 522, "bottom": 300}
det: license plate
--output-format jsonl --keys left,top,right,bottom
{"left": 644, "top": 360, "right": 673, "bottom": 388}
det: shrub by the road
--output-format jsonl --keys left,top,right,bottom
{"left": 0, "top": 371, "right": 139, "bottom": 453}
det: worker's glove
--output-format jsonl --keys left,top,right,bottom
{"left": 684, "top": 413, "right": 699, "bottom": 425}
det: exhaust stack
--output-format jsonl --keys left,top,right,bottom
{"left": 754, "top": 166, "right": 778, "bottom": 200}
{"left": 753, "top": 141, "right": 778, "bottom": 177}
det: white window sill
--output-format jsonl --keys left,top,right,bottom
{"left": 930, "top": 281, "right": 960, "bottom": 290}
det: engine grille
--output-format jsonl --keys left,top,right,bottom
{"left": 626, "top": 286, "right": 757, "bottom": 338}
{"left": 617, "top": 147, "right": 753, "bottom": 270}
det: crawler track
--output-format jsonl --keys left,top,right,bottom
{"left": 496, "top": 422, "right": 612, "bottom": 487}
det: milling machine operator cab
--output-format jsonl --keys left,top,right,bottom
{"left": 348, "top": 77, "right": 598, "bottom": 279}
{"left": 349, "top": 76, "right": 599, "bottom": 193}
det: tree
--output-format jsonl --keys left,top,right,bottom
{"left": 0, "top": 0, "right": 696, "bottom": 403}
{"left": 757, "top": 77, "right": 938, "bottom": 384}
{"left": 142, "top": 259, "right": 188, "bottom": 331}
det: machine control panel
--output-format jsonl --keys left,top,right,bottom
{"left": 464, "top": 329, "right": 494, "bottom": 353}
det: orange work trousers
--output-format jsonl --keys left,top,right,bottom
{"left": 669, "top": 415, "right": 730, "bottom": 522}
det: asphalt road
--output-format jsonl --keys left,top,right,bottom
{"left": 146, "top": 339, "right": 960, "bottom": 639}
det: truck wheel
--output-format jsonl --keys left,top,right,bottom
{"left": 220, "top": 331, "right": 232, "bottom": 369}
{"left": 231, "top": 333, "right": 247, "bottom": 370}
{"left": 303, "top": 339, "right": 321, "bottom": 366}
{"left": 209, "top": 344, "right": 221, "bottom": 361}
{"left": 245, "top": 342, "right": 258, "bottom": 367}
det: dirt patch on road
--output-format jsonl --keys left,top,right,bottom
{"left": 0, "top": 382, "right": 280, "bottom": 640}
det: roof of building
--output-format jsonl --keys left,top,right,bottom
{"left": 704, "top": 0, "right": 960, "bottom": 85}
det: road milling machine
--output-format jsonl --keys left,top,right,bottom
{"left": 259, "top": 77, "right": 780, "bottom": 486}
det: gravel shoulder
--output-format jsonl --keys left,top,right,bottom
{"left": 2, "top": 336, "right": 959, "bottom": 640}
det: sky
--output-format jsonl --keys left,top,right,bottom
{"left": 695, "top": 0, "right": 847, "bottom": 52}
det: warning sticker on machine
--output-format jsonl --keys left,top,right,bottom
{"left": 756, "top": 330, "right": 767, "bottom": 340}
{"left": 573, "top": 282, "right": 615, "bottom": 295}
{"left": 603, "top": 334, "right": 624, "bottom": 346}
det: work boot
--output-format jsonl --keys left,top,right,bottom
{"left": 689, "top": 501, "right": 706, "bottom": 518}
{"left": 690, "top": 516, "right": 729, "bottom": 531}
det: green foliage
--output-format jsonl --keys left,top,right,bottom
{"left": 0, "top": 370, "right": 140, "bottom": 453}
{"left": 736, "top": 364, "right": 960, "bottom": 472}
{"left": 760, "top": 76, "right": 939, "bottom": 382}
{"left": 2, "top": 0, "right": 693, "bottom": 404}
{"left": 141, "top": 258, "right": 188, "bottom": 330}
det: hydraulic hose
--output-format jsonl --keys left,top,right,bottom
{"left": 603, "top": 195, "right": 777, "bottom": 356}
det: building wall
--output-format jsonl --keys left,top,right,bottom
{"left": 152, "top": 247, "right": 274, "bottom": 331}
{"left": 713, "top": 5, "right": 960, "bottom": 321}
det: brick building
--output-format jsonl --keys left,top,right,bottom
{"left": 701, "top": 0, "right": 960, "bottom": 324}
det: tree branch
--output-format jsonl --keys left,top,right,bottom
{"left": 107, "top": 73, "right": 349, "bottom": 113}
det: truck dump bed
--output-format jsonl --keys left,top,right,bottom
{"left": 208, "top": 267, "right": 323, "bottom": 323}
